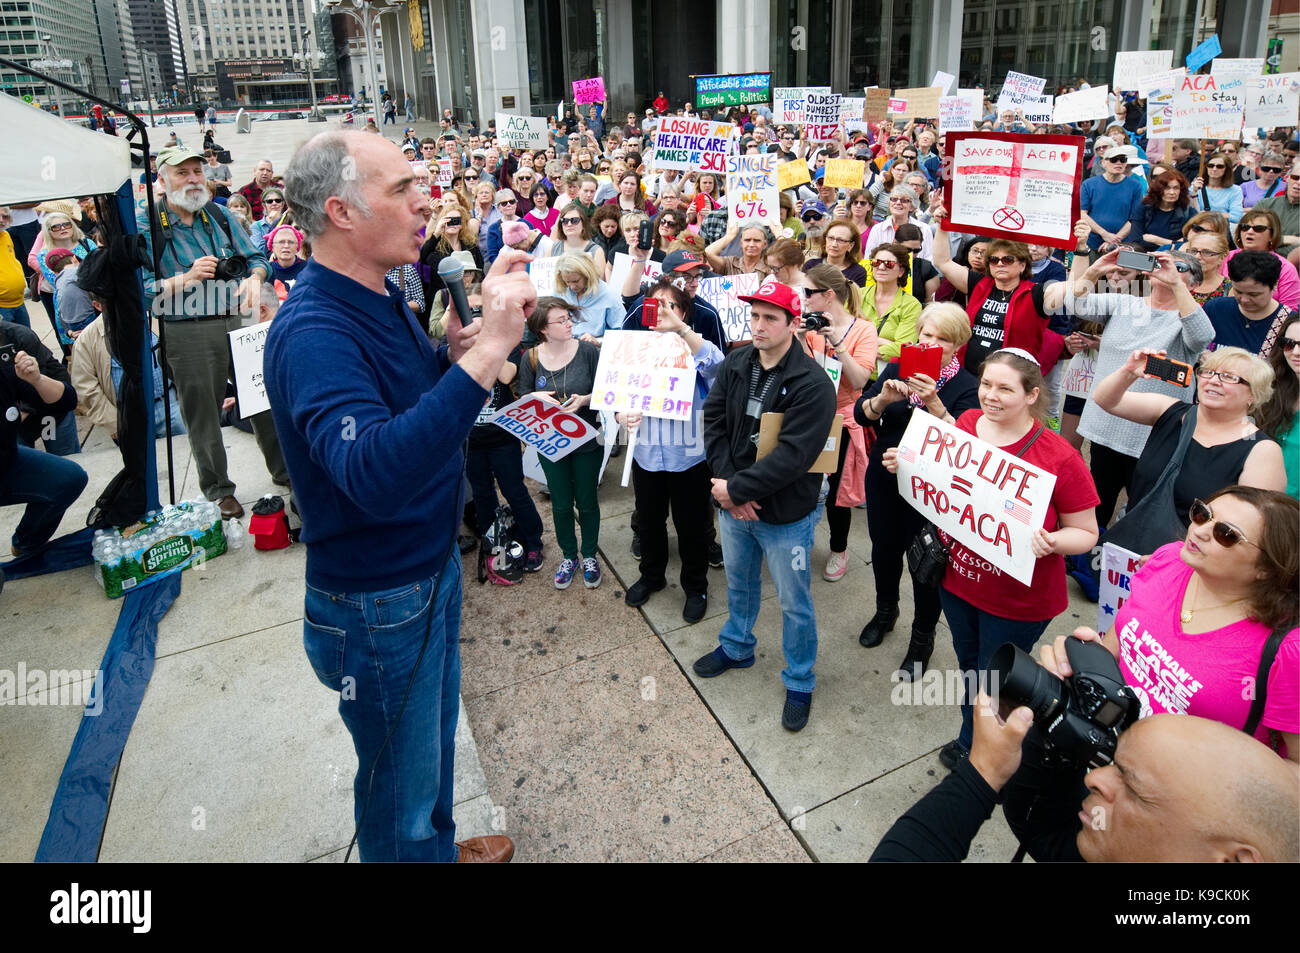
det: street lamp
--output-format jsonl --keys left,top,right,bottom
{"left": 294, "top": 29, "right": 326, "bottom": 122}
{"left": 32, "top": 34, "right": 68, "bottom": 118}
{"left": 322, "top": 0, "right": 403, "bottom": 127}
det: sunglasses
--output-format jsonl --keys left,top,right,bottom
{"left": 986, "top": 255, "right": 1019, "bottom": 266}
{"left": 870, "top": 259, "right": 898, "bottom": 269}
{"left": 1258, "top": 166, "right": 1283, "bottom": 173}
{"left": 1240, "top": 223, "right": 1271, "bottom": 233}
{"left": 1188, "top": 499, "right": 1261, "bottom": 551}
{"left": 1189, "top": 224, "right": 1215, "bottom": 233}
{"left": 1205, "top": 164, "right": 1226, "bottom": 170}
{"left": 851, "top": 200, "right": 870, "bottom": 206}
{"left": 560, "top": 217, "right": 582, "bottom": 225}
{"left": 264, "top": 198, "right": 284, "bottom": 204}
{"left": 1280, "top": 337, "right": 1300, "bottom": 352}
{"left": 801, "top": 287, "right": 829, "bottom": 297}
{"left": 498, "top": 199, "right": 517, "bottom": 207}
{"left": 465, "top": 174, "right": 480, "bottom": 180}
{"left": 50, "top": 222, "right": 73, "bottom": 229}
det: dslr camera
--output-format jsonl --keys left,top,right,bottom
{"left": 213, "top": 255, "right": 250, "bottom": 281}
{"left": 990, "top": 638, "right": 1139, "bottom": 769}
{"left": 801, "top": 311, "right": 830, "bottom": 332}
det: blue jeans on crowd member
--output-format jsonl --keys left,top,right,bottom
{"left": 715, "top": 506, "right": 820, "bottom": 693}
{"left": 940, "top": 590, "right": 1052, "bottom": 751}
{"left": 19, "top": 411, "right": 80, "bottom": 456}
{"left": 1, "top": 305, "right": 29, "bottom": 327}
{"left": 1, "top": 444, "right": 88, "bottom": 552}
{"left": 465, "top": 442, "right": 544, "bottom": 550}
{"left": 302, "top": 553, "right": 464, "bottom": 862}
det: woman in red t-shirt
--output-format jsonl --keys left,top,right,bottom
{"left": 884, "top": 348, "right": 1100, "bottom": 770}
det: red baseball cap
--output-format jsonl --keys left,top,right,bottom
{"left": 739, "top": 278, "right": 802, "bottom": 319}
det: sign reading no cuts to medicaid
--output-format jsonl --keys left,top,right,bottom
{"left": 591, "top": 331, "right": 698, "bottom": 421}
{"left": 489, "top": 395, "right": 598, "bottom": 461}
{"left": 893, "top": 411, "right": 1057, "bottom": 587}
{"left": 943, "top": 132, "right": 1083, "bottom": 250}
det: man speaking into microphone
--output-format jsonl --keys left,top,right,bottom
{"left": 265, "top": 131, "right": 533, "bottom": 862}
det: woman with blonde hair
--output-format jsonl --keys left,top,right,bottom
{"left": 419, "top": 204, "right": 482, "bottom": 301}
{"left": 31, "top": 206, "right": 95, "bottom": 357}
{"left": 1181, "top": 224, "right": 1233, "bottom": 303}
{"left": 554, "top": 251, "right": 623, "bottom": 343}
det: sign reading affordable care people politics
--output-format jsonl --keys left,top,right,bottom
{"left": 726, "top": 153, "right": 780, "bottom": 229}
{"left": 694, "top": 72, "right": 771, "bottom": 108}
{"left": 495, "top": 112, "right": 548, "bottom": 149}
{"left": 650, "top": 116, "right": 738, "bottom": 172}
{"left": 943, "top": 132, "right": 1084, "bottom": 250}
{"left": 591, "top": 330, "right": 697, "bottom": 421}
{"left": 489, "top": 395, "right": 598, "bottom": 461}
{"left": 893, "top": 410, "right": 1057, "bottom": 587}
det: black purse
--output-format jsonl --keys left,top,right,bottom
{"left": 905, "top": 424, "right": 1046, "bottom": 587}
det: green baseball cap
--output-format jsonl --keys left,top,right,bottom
{"left": 156, "top": 145, "right": 206, "bottom": 166}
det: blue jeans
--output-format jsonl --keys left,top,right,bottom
{"left": 940, "top": 590, "right": 1051, "bottom": 750}
{"left": 716, "top": 506, "right": 820, "bottom": 692}
{"left": 0, "top": 304, "right": 29, "bottom": 328}
{"left": 302, "top": 553, "right": 464, "bottom": 862}
{"left": 19, "top": 411, "right": 80, "bottom": 456}
{"left": 1, "top": 443, "right": 88, "bottom": 551}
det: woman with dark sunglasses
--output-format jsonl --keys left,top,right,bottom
{"left": 1038, "top": 485, "right": 1298, "bottom": 761}
{"left": 1189, "top": 152, "right": 1245, "bottom": 225}
{"left": 1255, "top": 318, "right": 1300, "bottom": 497}
{"left": 1224, "top": 209, "right": 1299, "bottom": 310}
{"left": 1242, "top": 152, "right": 1288, "bottom": 210}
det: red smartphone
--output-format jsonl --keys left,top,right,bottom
{"left": 899, "top": 342, "right": 942, "bottom": 380}
{"left": 641, "top": 297, "right": 659, "bottom": 329}
{"left": 431, "top": 184, "right": 443, "bottom": 199}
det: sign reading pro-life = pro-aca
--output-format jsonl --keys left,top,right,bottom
{"left": 893, "top": 410, "right": 1057, "bottom": 587}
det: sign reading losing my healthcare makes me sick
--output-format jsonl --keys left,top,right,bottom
{"left": 489, "top": 394, "right": 598, "bottom": 461}
{"left": 694, "top": 72, "right": 771, "bottom": 108}
{"left": 943, "top": 132, "right": 1083, "bottom": 249}
{"left": 893, "top": 410, "right": 1057, "bottom": 587}
{"left": 591, "top": 330, "right": 698, "bottom": 421}
{"left": 650, "top": 116, "right": 739, "bottom": 172}
{"left": 571, "top": 76, "right": 606, "bottom": 104}
{"left": 726, "top": 153, "right": 780, "bottom": 229}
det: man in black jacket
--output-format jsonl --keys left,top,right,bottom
{"left": 696, "top": 279, "right": 836, "bottom": 732}
{"left": 0, "top": 322, "right": 87, "bottom": 557}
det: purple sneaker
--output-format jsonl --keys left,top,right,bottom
{"left": 582, "top": 557, "right": 602, "bottom": 589}
{"left": 554, "top": 558, "right": 576, "bottom": 590}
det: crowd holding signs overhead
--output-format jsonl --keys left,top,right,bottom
{"left": 3, "top": 38, "right": 1299, "bottom": 866}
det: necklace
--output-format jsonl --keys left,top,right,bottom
{"left": 537, "top": 343, "right": 575, "bottom": 399}
{"left": 1181, "top": 574, "right": 1249, "bottom": 624}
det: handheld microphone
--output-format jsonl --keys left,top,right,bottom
{"left": 437, "top": 256, "right": 474, "bottom": 328}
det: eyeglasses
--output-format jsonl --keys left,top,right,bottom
{"left": 870, "top": 259, "right": 898, "bottom": 269}
{"left": 824, "top": 235, "right": 851, "bottom": 243}
{"left": 547, "top": 316, "right": 573, "bottom": 326}
{"left": 560, "top": 217, "right": 582, "bottom": 225}
{"left": 1240, "top": 223, "right": 1271, "bottom": 233}
{"left": 1195, "top": 367, "right": 1248, "bottom": 386}
{"left": 1258, "top": 165, "right": 1283, "bottom": 174}
{"left": 986, "top": 255, "right": 1019, "bottom": 266}
{"left": 49, "top": 222, "right": 73, "bottom": 230}
{"left": 1186, "top": 247, "right": 1224, "bottom": 258}
{"left": 1188, "top": 224, "right": 1215, "bottom": 233}
{"left": 851, "top": 200, "right": 870, "bottom": 206}
{"left": 1281, "top": 337, "right": 1300, "bottom": 352}
{"left": 1188, "top": 499, "right": 1262, "bottom": 551}
{"left": 888, "top": 197, "right": 912, "bottom": 205}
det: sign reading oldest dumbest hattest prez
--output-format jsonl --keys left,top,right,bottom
{"left": 942, "top": 131, "right": 1083, "bottom": 250}
{"left": 694, "top": 72, "right": 771, "bottom": 108}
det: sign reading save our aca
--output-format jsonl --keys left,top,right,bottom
{"left": 893, "top": 411, "right": 1057, "bottom": 586}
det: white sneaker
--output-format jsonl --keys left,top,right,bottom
{"left": 824, "top": 550, "right": 849, "bottom": 582}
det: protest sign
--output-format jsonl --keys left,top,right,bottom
{"left": 893, "top": 411, "right": 1057, "bottom": 586}
{"left": 1021, "top": 95, "right": 1055, "bottom": 125}
{"left": 887, "top": 97, "right": 909, "bottom": 115}
{"left": 996, "top": 70, "right": 1047, "bottom": 113}
{"left": 943, "top": 131, "right": 1083, "bottom": 249}
{"left": 572, "top": 76, "right": 605, "bottom": 104}
{"left": 1172, "top": 74, "right": 1244, "bottom": 139}
{"left": 938, "top": 95, "right": 975, "bottom": 133}
{"left": 1211, "top": 57, "right": 1264, "bottom": 82}
{"left": 1063, "top": 352, "right": 1097, "bottom": 399}
{"left": 774, "top": 86, "right": 826, "bottom": 125}
{"left": 1052, "top": 84, "right": 1110, "bottom": 123}
{"left": 433, "top": 157, "right": 452, "bottom": 187}
{"left": 1097, "top": 542, "right": 1142, "bottom": 636}
{"left": 1138, "top": 65, "right": 1186, "bottom": 98}
{"left": 229, "top": 322, "right": 271, "bottom": 418}
{"left": 698, "top": 272, "right": 762, "bottom": 343}
{"left": 1185, "top": 34, "right": 1222, "bottom": 73}
{"left": 1113, "top": 50, "right": 1173, "bottom": 92}
{"left": 823, "top": 158, "right": 866, "bottom": 190}
{"left": 650, "top": 116, "right": 738, "bottom": 172}
{"left": 777, "top": 157, "right": 811, "bottom": 190}
{"left": 1245, "top": 73, "right": 1300, "bottom": 129}
{"left": 932, "top": 70, "right": 957, "bottom": 95}
{"left": 892, "top": 86, "right": 942, "bottom": 118}
{"left": 727, "top": 153, "right": 780, "bottom": 229}
{"left": 694, "top": 72, "right": 771, "bottom": 108}
{"left": 489, "top": 395, "right": 598, "bottom": 462}
{"left": 607, "top": 252, "right": 663, "bottom": 297}
{"left": 839, "top": 97, "right": 866, "bottom": 125}
{"left": 863, "top": 86, "right": 891, "bottom": 121}
{"left": 804, "top": 89, "right": 842, "bottom": 140}
{"left": 495, "top": 112, "right": 548, "bottom": 149}
{"left": 591, "top": 330, "right": 698, "bottom": 421}
{"left": 528, "top": 257, "right": 560, "bottom": 297}
{"left": 1147, "top": 87, "right": 1176, "bottom": 138}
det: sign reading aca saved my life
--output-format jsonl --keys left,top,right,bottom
{"left": 650, "top": 116, "right": 738, "bottom": 172}
{"left": 489, "top": 395, "right": 598, "bottom": 461}
{"left": 943, "top": 132, "right": 1084, "bottom": 250}
{"left": 893, "top": 411, "right": 1057, "bottom": 587}
{"left": 591, "top": 330, "right": 698, "bottom": 421}
{"left": 495, "top": 112, "right": 548, "bottom": 149}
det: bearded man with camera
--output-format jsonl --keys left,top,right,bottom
{"left": 140, "top": 146, "right": 289, "bottom": 519}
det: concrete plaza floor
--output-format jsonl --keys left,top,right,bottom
{"left": 0, "top": 117, "right": 1098, "bottom": 861}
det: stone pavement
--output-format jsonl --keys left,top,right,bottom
{"left": 1, "top": 118, "right": 1099, "bottom": 861}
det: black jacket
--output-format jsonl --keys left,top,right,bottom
{"left": 1, "top": 323, "right": 77, "bottom": 475}
{"left": 854, "top": 364, "right": 980, "bottom": 468}
{"left": 703, "top": 340, "right": 836, "bottom": 524}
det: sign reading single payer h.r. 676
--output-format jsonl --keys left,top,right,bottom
{"left": 893, "top": 410, "right": 1056, "bottom": 586}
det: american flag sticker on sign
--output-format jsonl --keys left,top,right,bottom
{"left": 898, "top": 446, "right": 916, "bottom": 463}
{"left": 1003, "top": 499, "right": 1032, "bottom": 524}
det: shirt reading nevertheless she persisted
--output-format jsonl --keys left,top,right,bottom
{"left": 964, "top": 269, "right": 1046, "bottom": 374}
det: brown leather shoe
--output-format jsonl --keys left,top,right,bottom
{"left": 217, "top": 495, "right": 245, "bottom": 520}
{"left": 455, "top": 835, "right": 514, "bottom": 863}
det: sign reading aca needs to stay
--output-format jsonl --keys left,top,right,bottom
{"left": 893, "top": 410, "right": 1057, "bottom": 586}
{"left": 651, "top": 116, "right": 739, "bottom": 172}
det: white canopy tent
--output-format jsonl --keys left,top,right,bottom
{"left": 0, "top": 93, "right": 132, "bottom": 205}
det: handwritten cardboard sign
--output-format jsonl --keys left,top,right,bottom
{"left": 1052, "top": 84, "right": 1110, "bottom": 124}
{"left": 572, "top": 76, "right": 606, "bottom": 104}
{"left": 1245, "top": 73, "right": 1300, "bottom": 129}
{"left": 863, "top": 87, "right": 891, "bottom": 122}
{"left": 229, "top": 322, "right": 271, "bottom": 418}
{"left": 894, "top": 410, "right": 1057, "bottom": 586}
{"left": 943, "top": 131, "right": 1084, "bottom": 249}
{"left": 495, "top": 112, "right": 548, "bottom": 149}
{"left": 1171, "top": 74, "right": 1244, "bottom": 140}
{"left": 823, "top": 158, "right": 866, "bottom": 190}
{"left": 490, "top": 395, "right": 598, "bottom": 461}
{"left": 1138, "top": 66, "right": 1186, "bottom": 98}
{"left": 938, "top": 95, "right": 976, "bottom": 133}
{"left": 650, "top": 116, "right": 738, "bottom": 172}
{"left": 1021, "top": 95, "right": 1055, "bottom": 125}
{"left": 1146, "top": 87, "right": 1176, "bottom": 137}
{"left": 1113, "top": 50, "right": 1173, "bottom": 92}
{"left": 607, "top": 252, "right": 663, "bottom": 297}
{"left": 804, "top": 89, "right": 842, "bottom": 141}
{"left": 694, "top": 72, "right": 771, "bottom": 108}
{"left": 698, "top": 272, "right": 762, "bottom": 343}
{"left": 932, "top": 70, "right": 957, "bottom": 95}
{"left": 777, "top": 157, "right": 812, "bottom": 190}
{"left": 1063, "top": 351, "right": 1097, "bottom": 398}
{"left": 892, "top": 86, "right": 942, "bottom": 118}
{"left": 591, "top": 330, "right": 698, "bottom": 421}
{"left": 1210, "top": 57, "right": 1264, "bottom": 82}
{"left": 774, "top": 86, "right": 828, "bottom": 125}
{"left": 997, "top": 71, "right": 1047, "bottom": 114}
{"left": 726, "top": 153, "right": 780, "bottom": 229}
{"left": 1185, "top": 34, "right": 1221, "bottom": 73}
{"left": 528, "top": 257, "right": 560, "bottom": 297}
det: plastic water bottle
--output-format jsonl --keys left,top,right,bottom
{"left": 225, "top": 518, "right": 246, "bottom": 550}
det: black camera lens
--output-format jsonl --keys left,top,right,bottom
{"left": 801, "top": 312, "right": 830, "bottom": 332}
{"left": 990, "top": 643, "right": 1066, "bottom": 722}
{"left": 214, "top": 255, "right": 249, "bottom": 281}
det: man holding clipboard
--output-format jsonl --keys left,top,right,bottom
{"left": 697, "top": 280, "right": 837, "bottom": 732}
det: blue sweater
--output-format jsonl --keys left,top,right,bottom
{"left": 263, "top": 259, "right": 489, "bottom": 592}
{"left": 1080, "top": 175, "right": 1145, "bottom": 250}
